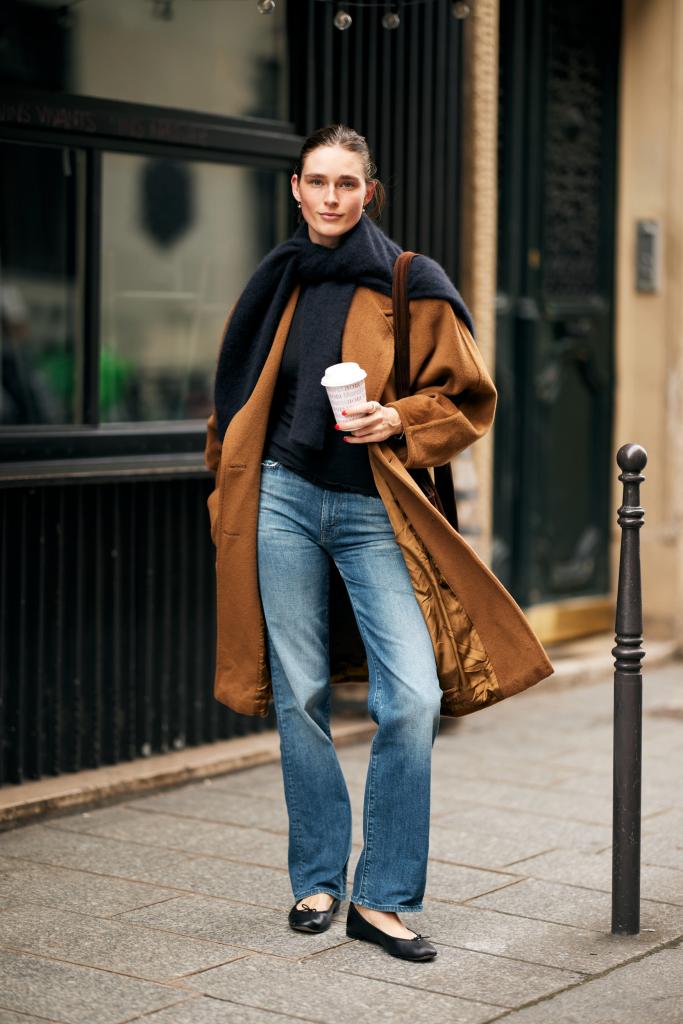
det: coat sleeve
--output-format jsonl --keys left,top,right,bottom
{"left": 383, "top": 298, "right": 497, "bottom": 470}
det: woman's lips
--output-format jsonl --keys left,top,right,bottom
{"left": 320, "top": 213, "right": 342, "bottom": 220}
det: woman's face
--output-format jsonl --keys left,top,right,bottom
{"left": 291, "top": 145, "right": 376, "bottom": 248}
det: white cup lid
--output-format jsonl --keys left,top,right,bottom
{"left": 320, "top": 362, "right": 367, "bottom": 387}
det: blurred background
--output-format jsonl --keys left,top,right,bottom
{"left": 0, "top": 0, "right": 678, "bottom": 787}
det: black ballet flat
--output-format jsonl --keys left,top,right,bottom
{"left": 288, "top": 896, "right": 341, "bottom": 933}
{"left": 345, "top": 901, "right": 437, "bottom": 961}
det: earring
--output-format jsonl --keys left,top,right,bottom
{"left": 297, "top": 202, "right": 301, "bottom": 208}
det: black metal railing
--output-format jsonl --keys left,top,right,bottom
{"left": 1, "top": 474, "right": 276, "bottom": 787}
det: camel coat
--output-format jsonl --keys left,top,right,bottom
{"left": 204, "top": 284, "right": 554, "bottom": 718}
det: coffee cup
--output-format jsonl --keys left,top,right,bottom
{"left": 321, "top": 362, "right": 368, "bottom": 425}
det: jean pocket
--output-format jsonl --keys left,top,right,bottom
{"left": 260, "top": 459, "right": 281, "bottom": 468}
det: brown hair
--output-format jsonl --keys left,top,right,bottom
{"left": 293, "top": 123, "right": 386, "bottom": 221}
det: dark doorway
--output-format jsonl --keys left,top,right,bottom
{"left": 493, "top": 0, "right": 621, "bottom": 608}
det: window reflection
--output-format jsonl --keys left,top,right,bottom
{"left": 100, "top": 153, "right": 291, "bottom": 423}
{"left": 1, "top": 0, "right": 288, "bottom": 123}
{"left": 0, "top": 141, "right": 80, "bottom": 426}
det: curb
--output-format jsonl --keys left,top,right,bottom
{"left": 0, "top": 719, "right": 377, "bottom": 829}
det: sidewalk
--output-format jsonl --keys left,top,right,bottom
{"left": 0, "top": 659, "right": 681, "bottom": 1023}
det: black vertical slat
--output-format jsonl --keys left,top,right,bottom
{"left": 444, "top": 12, "right": 460, "bottom": 281}
{"left": 0, "top": 491, "right": 7, "bottom": 785}
{"left": 89, "top": 483, "right": 103, "bottom": 768}
{"left": 366, "top": 10, "right": 378, "bottom": 161}
{"left": 392, "top": 9, "right": 406, "bottom": 243}
{"left": 352, "top": 7, "right": 365, "bottom": 132}
{"left": 108, "top": 482, "right": 122, "bottom": 763}
{"left": 433, "top": 0, "right": 448, "bottom": 262}
{"left": 306, "top": 2, "right": 316, "bottom": 133}
{"left": 22, "top": 489, "right": 38, "bottom": 780}
{"left": 51, "top": 488, "right": 66, "bottom": 776}
{"left": 126, "top": 482, "right": 138, "bottom": 760}
{"left": 339, "top": 11, "right": 350, "bottom": 125}
{"left": 14, "top": 493, "right": 27, "bottom": 783}
{"left": 158, "top": 480, "right": 172, "bottom": 753}
{"left": 380, "top": 16, "right": 393, "bottom": 230}
{"left": 68, "top": 486, "right": 84, "bottom": 771}
{"left": 419, "top": 2, "right": 435, "bottom": 255}
{"left": 190, "top": 484, "right": 204, "bottom": 746}
{"left": 322, "top": 4, "right": 334, "bottom": 125}
{"left": 140, "top": 481, "right": 155, "bottom": 756}
{"left": 175, "top": 481, "right": 189, "bottom": 752}
{"left": 30, "top": 487, "right": 47, "bottom": 779}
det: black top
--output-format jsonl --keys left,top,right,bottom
{"left": 263, "top": 285, "right": 379, "bottom": 496}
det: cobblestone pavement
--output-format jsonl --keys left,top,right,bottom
{"left": 0, "top": 661, "right": 681, "bottom": 1023}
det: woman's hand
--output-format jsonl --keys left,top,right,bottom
{"left": 335, "top": 400, "right": 403, "bottom": 444}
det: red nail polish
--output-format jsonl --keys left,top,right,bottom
{"left": 334, "top": 424, "right": 340, "bottom": 430}
{"left": 341, "top": 410, "right": 347, "bottom": 416}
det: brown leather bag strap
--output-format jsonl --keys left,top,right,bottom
{"left": 391, "top": 250, "right": 459, "bottom": 533}
{"left": 392, "top": 251, "right": 416, "bottom": 400}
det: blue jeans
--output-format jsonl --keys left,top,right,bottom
{"left": 256, "top": 459, "right": 442, "bottom": 912}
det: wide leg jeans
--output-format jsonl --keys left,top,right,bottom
{"left": 256, "top": 458, "right": 442, "bottom": 912}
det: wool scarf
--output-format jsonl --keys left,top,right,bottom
{"left": 214, "top": 212, "right": 475, "bottom": 447}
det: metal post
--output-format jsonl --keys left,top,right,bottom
{"left": 611, "top": 443, "right": 647, "bottom": 935}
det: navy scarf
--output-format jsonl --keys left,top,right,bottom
{"left": 213, "top": 212, "right": 475, "bottom": 447}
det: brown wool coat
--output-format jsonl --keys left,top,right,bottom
{"left": 204, "top": 284, "right": 554, "bottom": 718}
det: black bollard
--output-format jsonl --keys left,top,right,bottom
{"left": 611, "top": 443, "right": 647, "bottom": 935}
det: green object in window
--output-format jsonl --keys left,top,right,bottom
{"left": 38, "top": 347, "right": 134, "bottom": 414}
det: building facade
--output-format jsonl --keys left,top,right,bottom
{"left": 1, "top": 0, "right": 678, "bottom": 787}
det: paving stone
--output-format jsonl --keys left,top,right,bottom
{"left": 118, "top": 894, "right": 350, "bottom": 958}
{"left": 0, "top": 1012, "right": 48, "bottom": 1024}
{"left": 552, "top": 768, "right": 681, "bottom": 808}
{"left": 498, "top": 942, "right": 683, "bottom": 1022}
{"left": 0, "top": 824, "right": 194, "bottom": 882}
{"left": 137, "top": 853, "right": 294, "bottom": 910}
{"left": 428, "top": 823, "right": 557, "bottom": 870}
{"left": 129, "top": 785, "right": 291, "bottom": 832}
{"left": 48, "top": 808, "right": 288, "bottom": 866}
{"left": 135, "top": 994, "right": 298, "bottom": 1023}
{"left": 510, "top": 847, "right": 683, "bottom": 904}
{"left": 642, "top": 808, "right": 683, "bottom": 836}
{"left": 431, "top": 755, "right": 589, "bottom": 790}
{"left": 314, "top": 935, "right": 582, "bottom": 1009}
{"left": 187, "top": 951, "right": 496, "bottom": 1023}
{"left": 424, "top": 860, "right": 520, "bottom": 903}
{"left": 0, "top": 948, "right": 184, "bottom": 1023}
{"left": 433, "top": 804, "right": 613, "bottom": 851}
{"left": 0, "top": 903, "right": 242, "bottom": 982}
{"left": 641, "top": 832, "right": 683, "bottom": 872}
{"left": 410, "top": 900, "right": 679, "bottom": 973}
{"left": 465, "top": 877, "right": 683, "bottom": 932}
{"left": 431, "top": 777, "right": 618, "bottom": 826}
{"left": 0, "top": 859, "right": 175, "bottom": 917}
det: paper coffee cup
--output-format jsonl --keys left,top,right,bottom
{"left": 321, "top": 362, "right": 368, "bottom": 425}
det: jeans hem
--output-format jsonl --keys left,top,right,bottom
{"left": 350, "top": 897, "right": 424, "bottom": 913}
{"left": 293, "top": 886, "right": 347, "bottom": 904}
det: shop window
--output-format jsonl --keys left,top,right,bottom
{"left": 0, "top": 138, "right": 292, "bottom": 428}
{"left": 1, "top": 0, "right": 288, "bottom": 124}
{"left": 100, "top": 152, "right": 291, "bottom": 422}
{"left": 0, "top": 140, "right": 81, "bottom": 426}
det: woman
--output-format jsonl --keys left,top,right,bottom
{"left": 204, "top": 125, "right": 554, "bottom": 963}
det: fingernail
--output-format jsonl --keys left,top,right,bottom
{"left": 341, "top": 410, "right": 347, "bottom": 416}
{"left": 334, "top": 424, "right": 340, "bottom": 430}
